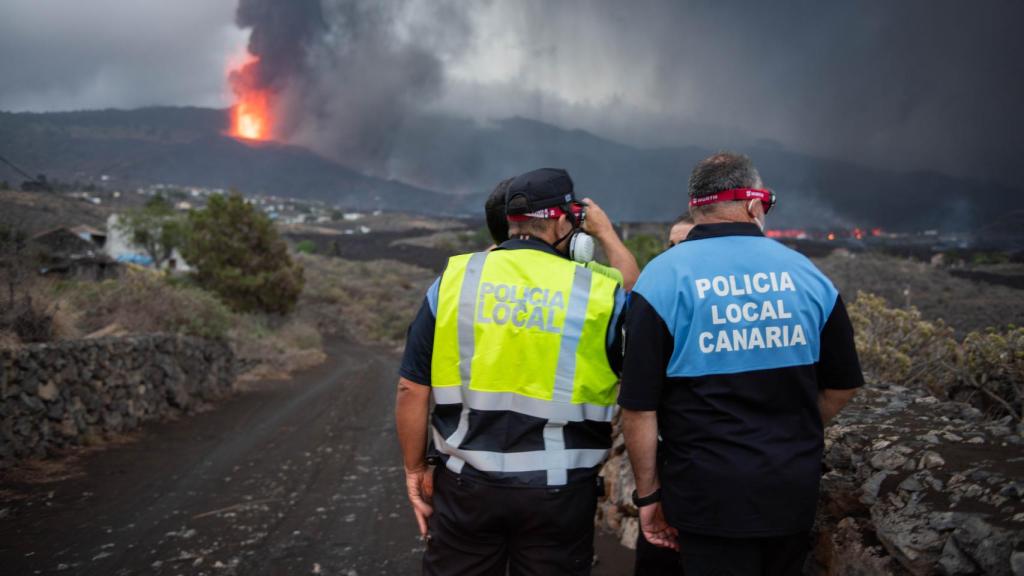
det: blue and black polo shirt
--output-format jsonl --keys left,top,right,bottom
{"left": 619, "top": 222, "right": 863, "bottom": 537}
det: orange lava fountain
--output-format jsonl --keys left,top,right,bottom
{"left": 233, "top": 91, "right": 270, "bottom": 140}
{"left": 227, "top": 52, "right": 272, "bottom": 141}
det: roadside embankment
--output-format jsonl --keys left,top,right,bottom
{"left": 812, "top": 383, "right": 1023, "bottom": 575}
{"left": 0, "top": 334, "right": 235, "bottom": 468}
{"left": 597, "top": 384, "right": 1024, "bottom": 575}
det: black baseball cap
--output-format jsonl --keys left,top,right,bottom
{"left": 504, "top": 168, "right": 576, "bottom": 215}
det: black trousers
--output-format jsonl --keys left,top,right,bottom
{"left": 423, "top": 468, "right": 598, "bottom": 576}
{"left": 674, "top": 530, "right": 810, "bottom": 576}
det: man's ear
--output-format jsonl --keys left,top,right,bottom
{"left": 746, "top": 199, "right": 764, "bottom": 221}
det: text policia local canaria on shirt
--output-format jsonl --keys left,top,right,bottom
{"left": 694, "top": 271, "right": 808, "bottom": 354}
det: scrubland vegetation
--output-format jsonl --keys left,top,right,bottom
{"left": 1, "top": 193, "right": 316, "bottom": 379}
{"left": 849, "top": 291, "right": 1023, "bottom": 421}
{"left": 297, "top": 253, "right": 435, "bottom": 345}
{"left": 4, "top": 199, "right": 1022, "bottom": 413}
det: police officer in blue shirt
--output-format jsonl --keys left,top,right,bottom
{"left": 620, "top": 152, "right": 863, "bottom": 575}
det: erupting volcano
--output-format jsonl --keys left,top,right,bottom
{"left": 227, "top": 52, "right": 272, "bottom": 141}
{"left": 233, "top": 90, "right": 269, "bottom": 140}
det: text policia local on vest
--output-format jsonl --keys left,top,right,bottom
{"left": 694, "top": 271, "right": 808, "bottom": 354}
{"left": 475, "top": 281, "right": 567, "bottom": 334}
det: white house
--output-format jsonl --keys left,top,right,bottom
{"left": 105, "top": 214, "right": 193, "bottom": 272}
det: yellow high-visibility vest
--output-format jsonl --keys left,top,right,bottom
{"left": 431, "top": 248, "right": 621, "bottom": 485}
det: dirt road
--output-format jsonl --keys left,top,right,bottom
{"left": 0, "top": 338, "right": 631, "bottom": 575}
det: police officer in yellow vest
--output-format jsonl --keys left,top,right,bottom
{"left": 396, "top": 168, "right": 626, "bottom": 575}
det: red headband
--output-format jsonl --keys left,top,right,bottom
{"left": 689, "top": 188, "right": 775, "bottom": 214}
{"left": 506, "top": 204, "right": 583, "bottom": 222}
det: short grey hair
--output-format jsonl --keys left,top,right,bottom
{"left": 688, "top": 152, "right": 762, "bottom": 199}
{"left": 508, "top": 217, "right": 555, "bottom": 237}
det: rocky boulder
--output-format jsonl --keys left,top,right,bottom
{"left": 813, "top": 383, "right": 1023, "bottom": 575}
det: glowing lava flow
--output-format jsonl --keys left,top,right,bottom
{"left": 233, "top": 91, "right": 269, "bottom": 140}
{"left": 227, "top": 52, "right": 272, "bottom": 141}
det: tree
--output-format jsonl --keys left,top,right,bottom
{"left": 0, "top": 225, "right": 29, "bottom": 310}
{"left": 0, "top": 225, "right": 52, "bottom": 342}
{"left": 183, "top": 192, "right": 304, "bottom": 314}
{"left": 115, "top": 195, "right": 189, "bottom": 269}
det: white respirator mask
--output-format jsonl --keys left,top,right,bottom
{"left": 568, "top": 231, "right": 596, "bottom": 263}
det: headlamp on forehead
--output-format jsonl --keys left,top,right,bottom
{"left": 689, "top": 188, "right": 776, "bottom": 215}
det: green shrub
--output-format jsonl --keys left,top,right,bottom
{"left": 960, "top": 326, "right": 1024, "bottom": 420}
{"left": 970, "top": 251, "right": 1010, "bottom": 266}
{"left": 847, "top": 291, "right": 958, "bottom": 395}
{"left": 183, "top": 192, "right": 304, "bottom": 314}
{"left": 65, "top": 271, "right": 233, "bottom": 340}
{"left": 295, "top": 240, "right": 317, "bottom": 254}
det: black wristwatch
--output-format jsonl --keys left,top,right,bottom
{"left": 631, "top": 488, "right": 662, "bottom": 507}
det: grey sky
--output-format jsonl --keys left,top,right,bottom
{"left": 1, "top": 0, "right": 1020, "bottom": 185}
{"left": 0, "top": 0, "right": 243, "bottom": 111}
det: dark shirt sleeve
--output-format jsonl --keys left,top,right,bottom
{"left": 398, "top": 296, "right": 435, "bottom": 386}
{"left": 816, "top": 294, "right": 865, "bottom": 390}
{"left": 618, "top": 292, "right": 674, "bottom": 410}
{"left": 605, "top": 288, "right": 626, "bottom": 376}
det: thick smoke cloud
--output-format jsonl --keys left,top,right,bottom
{"left": 236, "top": 0, "right": 325, "bottom": 92}
{"left": 0, "top": 0, "right": 1020, "bottom": 186}
{"left": 232, "top": 0, "right": 1023, "bottom": 185}
{"left": 437, "top": 0, "right": 1024, "bottom": 185}
{"left": 235, "top": 0, "right": 463, "bottom": 172}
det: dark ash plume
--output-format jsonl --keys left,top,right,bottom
{"left": 234, "top": 0, "right": 457, "bottom": 172}
{"left": 236, "top": 0, "right": 325, "bottom": 91}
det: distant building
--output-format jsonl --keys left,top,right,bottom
{"left": 105, "top": 214, "right": 193, "bottom": 273}
{"left": 70, "top": 225, "right": 107, "bottom": 248}
{"left": 29, "top": 226, "right": 118, "bottom": 280}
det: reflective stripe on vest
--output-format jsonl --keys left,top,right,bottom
{"left": 430, "top": 249, "right": 620, "bottom": 485}
{"left": 431, "top": 426, "right": 608, "bottom": 475}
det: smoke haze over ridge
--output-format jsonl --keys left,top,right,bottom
{"left": 0, "top": 0, "right": 1021, "bottom": 186}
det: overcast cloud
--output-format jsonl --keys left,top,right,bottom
{"left": 0, "top": 0, "right": 243, "bottom": 111}
{"left": 0, "top": 0, "right": 1021, "bottom": 185}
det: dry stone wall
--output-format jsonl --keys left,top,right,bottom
{"left": 0, "top": 335, "right": 236, "bottom": 468}
{"left": 598, "top": 384, "right": 1024, "bottom": 575}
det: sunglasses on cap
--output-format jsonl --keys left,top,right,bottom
{"left": 688, "top": 188, "right": 776, "bottom": 215}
